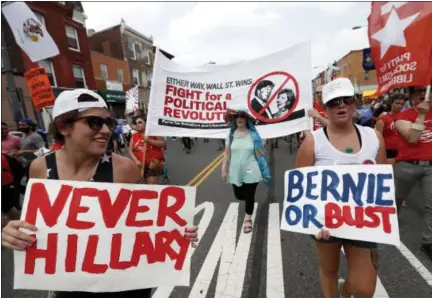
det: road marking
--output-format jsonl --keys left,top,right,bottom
{"left": 397, "top": 242, "right": 432, "bottom": 287}
{"left": 340, "top": 248, "right": 390, "bottom": 298}
{"left": 187, "top": 152, "right": 224, "bottom": 186}
{"left": 189, "top": 203, "right": 240, "bottom": 297}
{"left": 193, "top": 157, "right": 223, "bottom": 188}
{"left": 267, "top": 203, "right": 285, "bottom": 298}
{"left": 215, "top": 203, "right": 258, "bottom": 298}
{"left": 152, "top": 202, "right": 215, "bottom": 298}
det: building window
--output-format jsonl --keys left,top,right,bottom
{"left": 132, "top": 69, "right": 140, "bottom": 86}
{"left": 38, "top": 59, "right": 57, "bottom": 87}
{"left": 145, "top": 49, "right": 151, "bottom": 65}
{"left": 100, "top": 64, "right": 108, "bottom": 80}
{"left": 72, "top": 65, "right": 86, "bottom": 88}
{"left": 117, "top": 68, "right": 123, "bottom": 82}
{"left": 147, "top": 71, "right": 152, "bottom": 87}
{"left": 65, "top": 25, "right": 80, "bottom": 51}
{"left": 58, "top": 1, "right": 66, "bottom": 5}
{"left": 128, "top": 40, "right": 136, "bottom": 60}
{"left": 33, "top": 11, "right": 45, "bottom": 27}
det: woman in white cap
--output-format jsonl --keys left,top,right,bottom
{"left": 1, "top": 89, "right": 198, "bottom": 298}
{"left": 296, "top": 78, "right": 386, "bottom": 298}
{"left": 221, "top": 106, "right": 271, "bottom": 233}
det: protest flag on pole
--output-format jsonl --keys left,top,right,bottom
{"left": 367, "top": 2, "right": 432, "bottom": 95}
{"left": 125, "top": 86, "right": 139, "bottom": 114}
{"left": 1, "top": 2, "right": 59, "bottom": 62}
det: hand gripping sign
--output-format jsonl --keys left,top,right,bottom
{"left": 14, "top": 179, "right": 196, "bottom": 292}
{"left": 280, "top": 165, "right": 400, "bottom": 246}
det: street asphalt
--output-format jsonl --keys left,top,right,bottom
{"left": 2, "top": 138, "right": 431, "bottom": 298}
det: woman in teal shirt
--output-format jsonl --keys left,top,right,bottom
{"left": 221, "top": 107, "right": 271, "bottom": 233}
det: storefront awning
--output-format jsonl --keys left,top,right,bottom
{"left": 97, "top": 90, "right": 126, "bottom": 103}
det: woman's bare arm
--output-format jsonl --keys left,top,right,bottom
{"left": 295, "top": 134, "right": 315, "bottom": 168}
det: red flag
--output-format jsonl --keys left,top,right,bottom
{"left": 367, "top": 2, "right": 432, "bottom": 94}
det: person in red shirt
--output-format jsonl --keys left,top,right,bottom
{"left": 128, "top": 116, "right": 166, "bottom": 184}
{"left": 375, "top": 93, "right": 406, "bottom": 163}
{"left": 394, "top": 86, "right": 432, "bottom": 259}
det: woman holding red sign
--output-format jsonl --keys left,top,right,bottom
{"left": 128, "top": 115, "right": 166, "bottom": 184}
{"left": 296, "top": 78, "right": 386, "bottom": 298}
{"left": 1, "top": 89, "right": 198, "bottom": 298}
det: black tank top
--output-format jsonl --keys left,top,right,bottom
{"left": 45, "top": 151, "right": 114, "bottom": 182}
{"left": 44, "top": 151, "right": 151, "bottom": 298}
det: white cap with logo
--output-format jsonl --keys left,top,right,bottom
{"left": 52, "top": 89, "right": 107, "bottom": 119}
{"left": 322, "top": 78, "right": 355, "bottom": 105}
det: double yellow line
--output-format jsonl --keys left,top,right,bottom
{"left": 187, "top": 152, "right": 224, "bottom": 187}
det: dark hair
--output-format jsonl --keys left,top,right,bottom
{"left": 132, "top": 116, "right": 146, "bottom": 125}
{"left": 1, "top": 122, "right": 7, "bottom": 126}
{"left": 389, "top": 92, "right": 407, "bottom": 106}
{"left": 255, "top": 80, "right": 275, "bottom": 97}
{"left": 49, "top": 110, "right": 80, "bottom": 144}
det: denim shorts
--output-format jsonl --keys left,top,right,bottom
{"left": 312, "top": 235, "right": 378, "bottom": 249}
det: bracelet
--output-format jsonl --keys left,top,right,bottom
{"left": 412, "top": 123, "right": 425, "bottom": 131}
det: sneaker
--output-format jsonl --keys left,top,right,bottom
{"left": 421, "top": 243, "right": 432, "bottom": 261}
{"left": 338, "top": 279, "right": 354, "bottom": 298}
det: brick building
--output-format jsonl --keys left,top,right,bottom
{"left": 312, "top": 49, "right": 378, "bottom": 94}
{"left": 91, "top": 51, "right": 132, "bottom": 117}
{"left": 89, "top": 19, "right": 174, "bottom": 110}
{"left": 334, "top": 49, "right": 378, "bottom": 92}
{"left": 2, "top": 1, "right": 95, "bottom": 129}
{"left": 1, "top": 12, "right": 37, "bottom": 128}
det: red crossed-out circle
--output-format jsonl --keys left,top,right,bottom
{"left": 247, "top": 71, "right": 300, "bottom": 123}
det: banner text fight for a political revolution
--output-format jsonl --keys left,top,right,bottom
{"left": 146, "top": 42, "right": 313, "bottom": 139}
{"left": 280, "top": 165, "right": 400, "bottom": 246}
{"left": 14, "top": 179, "right": 196, "bottom": 292}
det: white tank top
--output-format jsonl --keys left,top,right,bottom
{"left": 311, "top": 124, "right": 379, "bottom": 166}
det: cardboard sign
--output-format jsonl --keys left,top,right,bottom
{"left": 146, "top": 42, "right": 313, "bottom": 139}
{"left": 14, "top": 179, "right": 196, "bottom": 292}
{"left": 24, "top": 67, "right": 55, "bottom": 110}
{"left": 280, "top": 165, "right": 400, "bottom": 246}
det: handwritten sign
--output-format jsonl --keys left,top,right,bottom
{"left": 280, "top": 165, "right": 400, "bottom": 246}
{"left": 24, "top": 67, "right": 55, "bottom": 110}
{"left": 14, "top": 179, "right": 196, "bottom": 292}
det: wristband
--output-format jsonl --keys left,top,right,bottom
{"left": 412, "top": 123, "right": 425, "bottom": 131}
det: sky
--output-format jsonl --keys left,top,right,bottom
{"left": 82, "top": 1, "right": 372, "bottom": 79}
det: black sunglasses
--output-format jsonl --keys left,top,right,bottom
{"left": 326, "top": 96, "right": 356, "bottom": 108}
{"left": 75, "top": 116, "right": 116, "bottom": 131}
{"left": 233, "top": 112, "right": 248, "bottom": 119}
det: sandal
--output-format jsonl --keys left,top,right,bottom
{"left": 243, "top": 219, "right": 253, "bottom": 234}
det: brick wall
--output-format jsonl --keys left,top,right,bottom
{"left": 91, "top": 51, "right": 131, "bottom": 91}
{"left": 336, "top": 50, "right": 378, "bottom": 88}
{"left": 22, "top": 1, "right": 96, "bottom": 90}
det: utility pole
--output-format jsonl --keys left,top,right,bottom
{"left": 1, "top": 26, "right": 24, "bottom": 124}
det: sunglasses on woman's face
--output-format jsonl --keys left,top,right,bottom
{"left": 326, "top": 96, "right": 356, "bottom": 108}
{"left": 234, "top": 112, "right": 248, "bottom": 119}
{"left": 76, "top": 116, "right": 116, "bottom": 131}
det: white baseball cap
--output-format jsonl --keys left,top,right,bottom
{"left": 52, "top": 89, "right": 108, "bottom": 119}
{"left": 322, "top": 78, "right": 355, "bottom": 105}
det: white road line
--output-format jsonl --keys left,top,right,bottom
{"left": 267, "top": 203, "right": 285, "bottom": 298}
{"left": 189, "top": 203, "right": 239, "bottom": 298}
{"left": 340, "top": 248, "right": 390, "bottom": 298}
{"left": 152, "top": 201, "right": 215, "bottom": 298}
{"left": 215, "top": 203, "right": 258, "bottom": 298}
{"left": 397, "top": 242, "right": 432, "bottom": 287}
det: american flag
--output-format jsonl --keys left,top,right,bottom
{"left": 125, "top": 86, "right": 139, "bottom": 114}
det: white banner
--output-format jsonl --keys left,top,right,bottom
{"left": 2, "top": 2, "right": 59, "bottom": 62}
{"left": 280, "top": 165, "right": 400, "bottom": 246}
{"left": 14, "top": 179, "right": 196, "bottom": 292}
{"left": 146, "top": 42, "right": 313, "bottom": 139}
